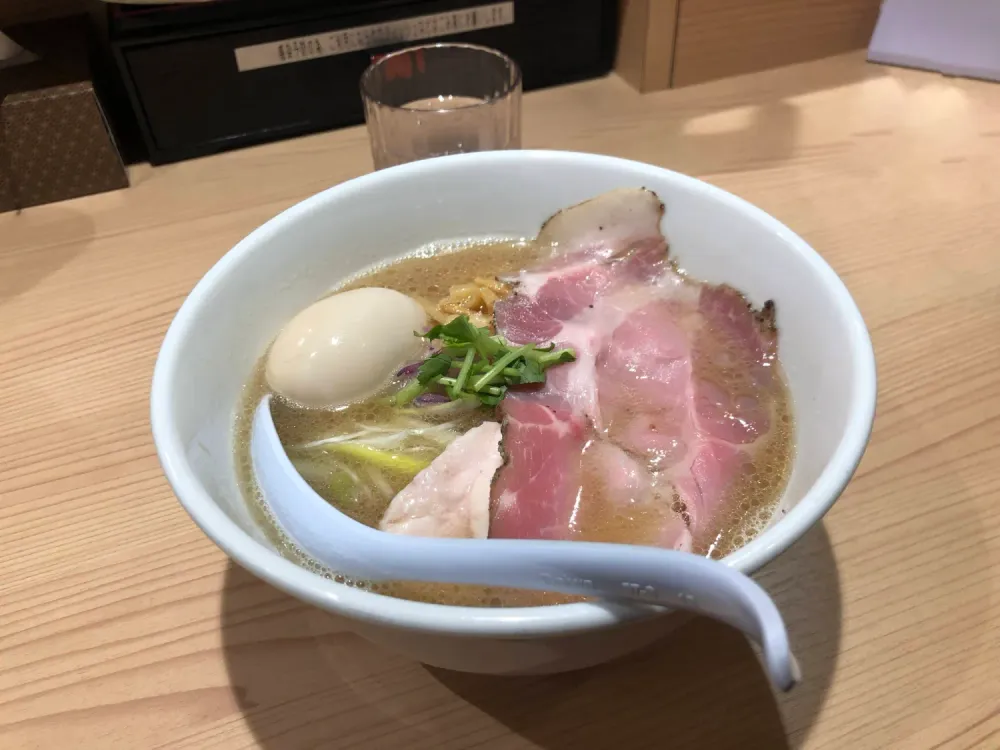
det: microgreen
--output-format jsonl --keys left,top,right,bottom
{"left": 389, "top": 315, "right": 576, "bottom": 407}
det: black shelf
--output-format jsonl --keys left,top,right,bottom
{"left": 107, "top": 0, "right": 617, "bottom": 164}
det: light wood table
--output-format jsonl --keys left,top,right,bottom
{"left": 2, "top": 51, "right": 998, "bottom": 749}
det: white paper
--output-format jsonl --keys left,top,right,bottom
{"left": 868, "top": 0, "right": 1000, "bottom": 82}
{"left": 234, "top": 3, "right": 514, "bottom": 72}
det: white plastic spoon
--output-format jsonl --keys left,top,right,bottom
{"left": 251, "top": 395, "right": 800, "bottom": 690}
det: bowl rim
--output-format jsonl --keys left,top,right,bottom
{"left": 151, "top": 150, "right": 877, "bottom": 637}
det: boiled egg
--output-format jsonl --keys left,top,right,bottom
{"left": 266, "top": 287, "right": 428, "bottom": 408}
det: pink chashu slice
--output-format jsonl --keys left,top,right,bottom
{"left": 490, "top": 188, "right": 777, "bottom": 551}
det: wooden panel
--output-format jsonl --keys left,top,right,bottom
{"left": 615, "top": 0, "right": 651, "bottom": 91}
{"left": 643, "top": 0, "right": 679, "bottom": 90}
{"left": 614, "top": 0, "right": 679, "bottom": 92}
{"left": 672, "top": 0, "right": 882, "bottom": 87}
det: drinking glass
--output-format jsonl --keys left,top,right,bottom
{"left": 360, "top": 43, "right": 521, "bottom": 170}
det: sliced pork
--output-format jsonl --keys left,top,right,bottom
{"left": 537, "top": 187, "right": 667, "bottom": 261}
{"left": 496, "top": 189, "right": 668, "bottom": 346}
{"left": 490, "top": 188, "right": 780, "bottom": 552}
{"left": 596, "top": 285, "right": 772, "bottom": 536}
{"left": 489, "top": 398, "right": 588, "bottom": 540}
{"left": 380, "top": 422, "right": 502, "bottom": 539}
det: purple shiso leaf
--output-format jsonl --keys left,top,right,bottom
{"left": 396, "top": 345, "right": 441, "bottom": 379}
{"left": 396, "top": 362, "right": 421, "bottom": 378}
{"left": 413, "top": 392, "right": 451, "bottom": 406}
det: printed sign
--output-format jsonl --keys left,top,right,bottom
{"left": 234, "top": 3, "right": 515, "bottom": 72}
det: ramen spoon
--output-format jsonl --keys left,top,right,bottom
{"left": 251, "top": 395, "right": 800, "bottom": 691}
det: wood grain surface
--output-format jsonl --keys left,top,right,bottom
{"left": 672, "top": 0, "right": 882, "bottom": 87}
{"left": 2, "top": 52, "right": 999, "bottom": 749}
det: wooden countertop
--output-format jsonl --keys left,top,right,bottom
{"left": 2, "top": 51, "right": 999, "bottom": 749}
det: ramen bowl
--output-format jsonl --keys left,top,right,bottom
{"left": 151, "top": 150, "right": 876, "bottom": 675}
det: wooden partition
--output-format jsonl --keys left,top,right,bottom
{"left": 616, "top": 0, "right": 883, "bottom": 91}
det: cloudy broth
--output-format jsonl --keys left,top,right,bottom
{"left": 234, "top": 239, "right": 794, "bottom": 607}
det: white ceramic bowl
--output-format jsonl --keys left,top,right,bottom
{"left": 151, "top": 150, "right": 876, "bottom": 675}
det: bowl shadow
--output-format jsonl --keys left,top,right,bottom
{"left": 222, "top": 523, "right": 840, "bottom": 749}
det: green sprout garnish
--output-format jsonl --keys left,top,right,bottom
{"left": 390, "top": 315, "right": 576, "bottom": 408}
